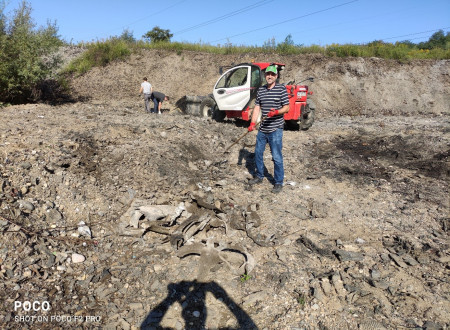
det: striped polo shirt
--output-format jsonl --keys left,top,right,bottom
{"left": 255, "top": 83, "right": 289, "bottom": 133}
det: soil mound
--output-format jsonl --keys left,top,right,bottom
{"left": 71, "top": 49, "right": 449, "bottom": 117}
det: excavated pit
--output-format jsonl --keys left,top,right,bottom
{"left": 0, "top": 50, "right": 448, "bottom": 329}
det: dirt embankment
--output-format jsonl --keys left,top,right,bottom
{"left": 70, "top": 49, "right": 449, "bottom": 117}
{"left": 0, "top": 49, "right": 449, "bottom": 329}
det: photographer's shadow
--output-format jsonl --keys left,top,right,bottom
{"left": 238, "top": 148, "right": 274, "bottom": 184}
{"left": 141, "top": 280, "right": 257, "bottom": 330}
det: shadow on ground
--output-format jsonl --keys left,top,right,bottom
{"left": 140, "top": 280, "right": 257, "bottom": 329}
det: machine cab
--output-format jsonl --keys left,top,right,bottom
{"left": 213, "top": 64, "right": 264, "bottom": 111}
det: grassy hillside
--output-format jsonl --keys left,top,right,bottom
{"left": 64, "top": 31, "right": 450, "bottom": 76}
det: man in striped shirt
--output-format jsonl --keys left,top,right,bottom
{"left": 248, "top": 65, "right": 290, "bottom": 193}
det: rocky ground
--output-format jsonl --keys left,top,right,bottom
{"left": 0, "top": 50, "right": 449, "bottom": 329}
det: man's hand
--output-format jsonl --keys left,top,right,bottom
{"left": 268, "top": 109, "right": 279, "bottom": 117}
{"left": 248, "top": 122, "right": 256, "bottom": 132}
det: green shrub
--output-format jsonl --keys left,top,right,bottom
{"left": 299, "top": 44, "right": 325, "bottom": 55}
{"left": 0, "top": 1, "right": 63, "bottom": 103}
{"left": 336, "top": 44, "right": 362, "bottom": 57}
{"left": 63, "top": 39, "right": 131, "bottom": 75}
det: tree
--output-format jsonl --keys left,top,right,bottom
{"left": 282, "top": 34, "right": 294, "bottom": 46}
{"left": 0, "top": 0, "right": 63, "bottom": 104}
{"left": 276, "top": 34, "right": 300, "bottom": 54}
{"left": 262, "top": 37, "right": 276, "bottom": 49}
{"left": 142, "top": 26, "right": 173, "bottom": 43}
{"left": 0, "top": 1, "right": 6, "bottom": 35}
{"left": 418, "top": 30, "right": 450, "bottom": 50}
{"left": 117, "top": 28, "right": 135, "bottom": 43}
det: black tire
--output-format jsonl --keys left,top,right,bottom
{"left": 285, "top": 120, "right": 299, "bottom": 130}
{"left": 212, "top": 105, "right": 226, "bottom": 122}
{"left": 200, "top": 97, "right": 216, "bottom": 118}
{"left": 300, "top": 102, "right": 315, "bottom": 131}
{"left": 200, "top": 97, "right": 226, "bottom": 122}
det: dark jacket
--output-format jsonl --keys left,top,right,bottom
{"left": 152, "top": 91, "right": 165, "bottom": 102}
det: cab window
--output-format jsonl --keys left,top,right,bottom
{"left": 216, "top": 67, "right": 248, "bottom": 89}
{"left": 251, "top": 66, "right": 262, "bottom": 88}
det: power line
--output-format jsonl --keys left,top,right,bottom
{"left": 282, "top": 7, "right": 420, "bottom": 46}
{"left": 381, "top": 27, "right": 450, "bottom": 41}
{"left": 105, "top": 0, "right": 187, "bottom": 36}
{"left": 174, "top": 0, "right": 273, "bottom": 35}
{"left": 209, "top": 0, "right": 359, "bottom": 44}
{"left": 407, "top": 36, "right": 439, "bottom": 42}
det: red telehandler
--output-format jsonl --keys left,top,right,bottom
{"left": 199, "top": 62, "right": 315, "bottom": 130}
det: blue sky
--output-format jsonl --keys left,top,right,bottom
{"left": 3, "top": 0, "right": 450, "bottom": 46}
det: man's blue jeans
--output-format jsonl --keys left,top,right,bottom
{"left": 152, "top": 98, "right": 159, "bottom": 113}
{"left": 254, "top": 128, "right": 284, "bottom": 185}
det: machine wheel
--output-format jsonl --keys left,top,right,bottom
{"left": 300, "top": 102, "right": 315, "bottom": 131}
{"left": 200, "top": 97, "right": 226, "bottom": 122}
{"left": 212, "top": 105, "right": 226, "bottom": 122}
{"left": 200, "top": 97, "right": 216, "bottom": 117}
{"left": 285, "top": 120, "right": 299, "bottom": 130}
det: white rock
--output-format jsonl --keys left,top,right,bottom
{"left": 188, "top": 161, "right": 198, "bottom": 170}
{"left": 138, "top": 205, "right": 181, "bottom": 221}
{"left": 129, "top": 210, "right": 142, "bottom": 228}
{"left": 71, "top": 253, "right": 86, "bottom": 263}
{"left": 77, "top": 221, "right": 92, "bottom": 238}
